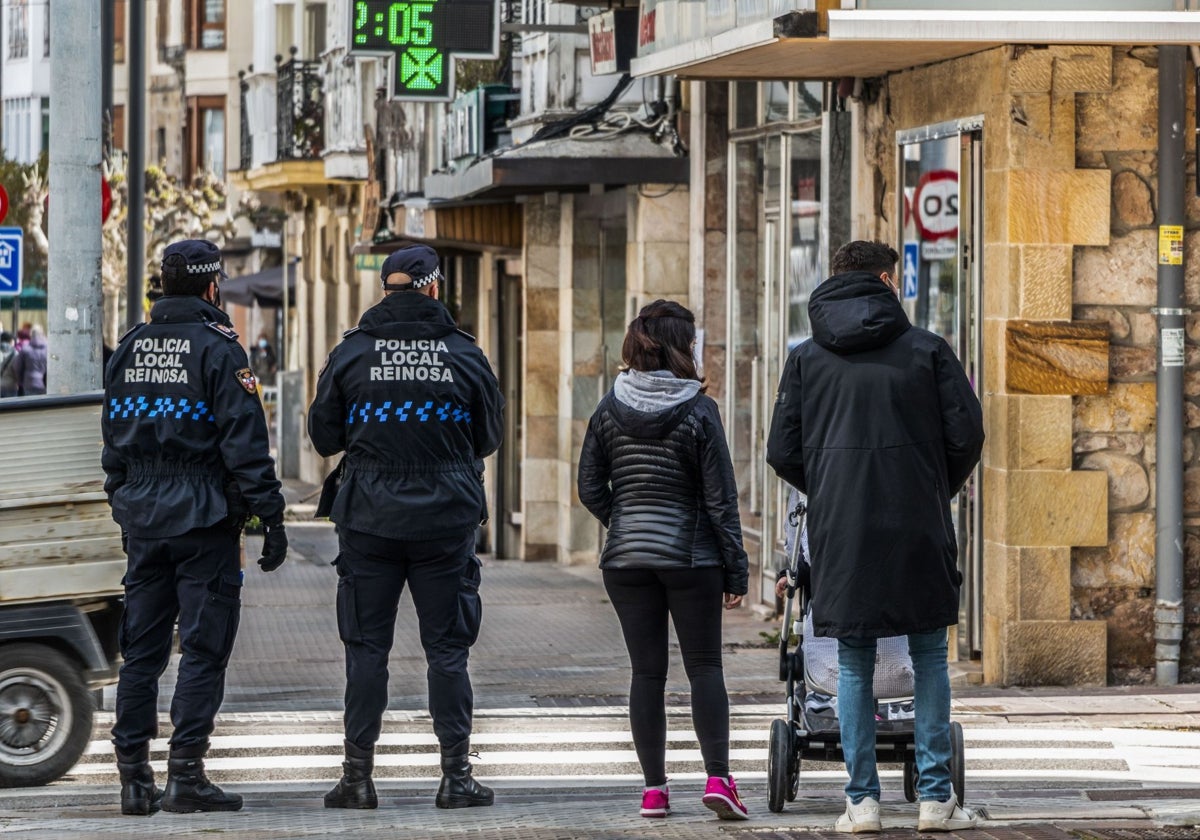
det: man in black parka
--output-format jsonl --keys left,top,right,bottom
{"left": 766, "top": 240, "right": 983, "bottom": 833}
{"left": 102, "top": 239, "right": 288, "bottom": 816}
{"left": 309, "top": 244, "right": 504, "bottom": 811}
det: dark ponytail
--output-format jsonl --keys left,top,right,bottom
{"left": 620, "top": 299, "right": 706, "bottom": 392}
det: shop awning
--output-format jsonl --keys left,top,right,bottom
{"left": 222, "top": 258, "right": 299, "bottom": 308}
{"left": 630, "top": 9, "right": 1200, "bottom": 80}
{"left": 424, "top": 133, "right": 687, "bottom": 202}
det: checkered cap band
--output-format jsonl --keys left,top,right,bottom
{"left": 186, "top": 261, "right": 222, "bottom": 274}
{"left": 409, "top": 267, "right": 442, "bottom": 289}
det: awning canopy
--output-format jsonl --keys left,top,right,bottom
{"left": 630, "top": 9, "right": 1200, "bottom": 80}
{"left": 222, "top": 258, "right": 300, "bottom": 308}
{"left": 424, "top": 133, "right": 688, "bottom": 202}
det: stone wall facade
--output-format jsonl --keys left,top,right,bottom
{"left": 858, "top": 44, "right": 1200, "bottom": 683}
{"left": 864, "top": 45, "right": 1129, "bottom": 685}
{"left": 1072, "top": 49, "right": 1200, "bottom": 683}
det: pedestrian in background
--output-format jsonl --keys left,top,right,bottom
{"left": 308, "top": 243, "right": 504, "bottom": 811}
{"left": 0, "top": 331, "right": 18, "bottom": 397}
{"left": 577, "top": 299, "right": 750, "bottom": 822}
{"left": 766, "top": 240, "right": 984, "bottom": 833}
{"left": 102, "top": 239, "right": 288, "bottom": 816}
{"left": 11, "top": 323, "right": 47, "bottom": 395}
{"left": 250, "top": 332, "right": 277, "bottom": 385}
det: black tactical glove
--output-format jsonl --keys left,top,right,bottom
{"left": 121, "top": 530, "right": 128, "bottom": 555}
{"left": 258, "top": 522, "right": 288, "bottom": 572}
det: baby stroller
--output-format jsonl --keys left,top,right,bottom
{"left": 766, "top": 495, "right": 965, "bottom": 813}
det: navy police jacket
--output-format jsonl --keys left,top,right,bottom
{"left": 101, "top": 295, "right": 285, "bottom": 539}
{"left": 307, "top": 291, "right": 504, "bottom": 541}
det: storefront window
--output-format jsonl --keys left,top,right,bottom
{"left": 733, "top": 82, "right": 757, "bottom": 129}
{"left": 763, "top": 82, "right": 789, "bottom": 124}
{"left": 725, "top": 80, "right": 826, "bottom": 599}
{"left": 795, "top": 81, "right": 823, "bottom": 123}
{"left": 787, "top": 131, "right": 822, "bottom": 348}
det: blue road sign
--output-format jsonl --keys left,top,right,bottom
{"left": 902, "top": 242, "right": 919, "bottom": 301}
{"left": 0, "top": 227, "right": 23, "bottom": 297}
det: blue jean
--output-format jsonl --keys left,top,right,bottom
{"left": 837, "top": 629, "right": 952, "bottom": 804}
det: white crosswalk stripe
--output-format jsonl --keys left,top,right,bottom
{"left": 67, "top": 710, "right": 1200, "bottom": 787}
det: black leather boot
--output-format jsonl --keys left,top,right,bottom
{"left": 115, "top": 744, "right": 163, "bottom": 816}
{"left": 323, "top": 740, "right": 378, "bottom": 809}
{"left": 435, "top": 739, "right": 494, "bottom": 809}
{"left": 161, "top": 742, "right": 243, "bottom": 813}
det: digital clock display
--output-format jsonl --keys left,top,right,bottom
{"left": 349, "top": 0, "right": 498, "bottom": 101}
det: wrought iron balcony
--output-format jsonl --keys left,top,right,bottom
{"left": 276, "top": 51, "right": 324, "bottom": 162}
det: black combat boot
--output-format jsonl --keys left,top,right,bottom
{"left": 115, "top": 744, "right": 163, "bottom": 816}
{"left": 161, "top": 742, "right": 243, "bottom": 813}
{"left": 323, "top": 740, "right": 378, "bottom": 809}
{"left": 435, "top": 739, "right": 494, "bottom": 809}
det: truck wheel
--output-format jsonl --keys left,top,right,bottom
{"left": 0, "top": 644, "right": 94, "bottom": 787}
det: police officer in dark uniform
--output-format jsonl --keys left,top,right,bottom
{"left": 308, "top": 244, "right": 503, "bottom": 810}
{"left": 101, "top": 239, "right": 288, "bottom": 815}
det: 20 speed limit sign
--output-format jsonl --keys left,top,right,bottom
{"left": 913, "top": 170, "right": 958, "bottom": 241}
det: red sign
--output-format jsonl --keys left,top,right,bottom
{"left": 913, "top": 170, "right": 958, "bottom": 241}
{"left": 45, "top": 176, "right": 115, "bottom": 223}
{"left": 589, "top": 15, "right": 617, "bottom": 75}
{"left": 638, "top": 8, "right": 656, "bottom": 49}
{"left": 0, "top": 185, "right": 8, "bottom": 225}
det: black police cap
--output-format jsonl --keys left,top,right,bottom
{"left": 381, "top": 244, "right": 442, "bottom": 291}
{"left": 162, "top": 239, "right": 228, "bottom": 280}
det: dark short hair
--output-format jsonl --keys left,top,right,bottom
{"left": 831, "top": 240, "right": 899, "bottom": 275}
{"left": 0, "top": 331, "right": 12, "bottom": 343}
{"left": 160, "top": 253, "right": 215, "bottom": 296}
{"left": 621, "top": 299, "right": 706, "bottom": 392}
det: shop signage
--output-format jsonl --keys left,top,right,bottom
{"left": 913, "top": 169, "right": 958, "bottom": 241}
{"left": 348, "top": 0, "right": 500, "bottom": 102}
{"left": 589, "top": 9, "right": 638, "bottom": 76}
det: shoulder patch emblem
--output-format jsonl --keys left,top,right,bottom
{"left": 206, "top": 321, "right": 240, "bottom": 341}
{"left": 235, "top": 367, "right": 258, "bottom": 394}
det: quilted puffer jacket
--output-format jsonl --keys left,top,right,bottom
{"left": 577, "top": 369, "right": 749, "bottom": 595}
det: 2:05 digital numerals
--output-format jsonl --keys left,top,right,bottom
{"left": 354, "top": 1, "right": 435, "bottom": 46}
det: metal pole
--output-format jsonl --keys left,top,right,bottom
{"left": 47, "top": 0, "right": 103, "bottom": 394}
{"left": 281, "top": 216, "right": 289, "bottom": 367}
{"left": 1154, "top": 44, "right": 1186, "bottom": 687}
{"left": 125, "top": 0, "right": 146, "bottom": 330}
{"left": 101, "top": 0, "right": 114, "bottom": 159}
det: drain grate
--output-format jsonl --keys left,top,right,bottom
{"left": 1068, "top": 830, "right": 1200, "bottom": 839}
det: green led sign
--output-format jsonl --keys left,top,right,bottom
{"left": 349, "top": 0, "right": 499, "bottom": 102}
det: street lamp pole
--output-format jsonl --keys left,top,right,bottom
{"left": 47, "top": 0, "right": 103, "bottom": 394}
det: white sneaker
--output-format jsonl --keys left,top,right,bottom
{"left": 834, "top": 795, "right": 882, "bottom": 833}
{"left": 917, "top": 790, "right": 976, "bottom": 831}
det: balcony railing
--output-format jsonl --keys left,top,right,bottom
{"left": 277, "top": 53, "right": 324, "bottom": 162}
{"left": 238, "top": 71, "right": 252, "bottom": 171}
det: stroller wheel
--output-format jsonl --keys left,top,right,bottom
{"left": 902, "top": 760, "right": 917, "bottom": 803}
{"left": 767, "top": 719, "right": 793, "bottom": 813}
{"left": 950, "top": 721, "right": 966, "bottom": 806}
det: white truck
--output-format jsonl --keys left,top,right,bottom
{"left": 0, "top": 392, "right": 124, "bottom": 786}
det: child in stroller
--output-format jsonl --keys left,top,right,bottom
{"left": 767, "top": 489, "right": 966, "bottom": 822}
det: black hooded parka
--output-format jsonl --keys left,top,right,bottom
{"left": 765, "top": 271, "right": 984, "bottom": 639}
{"left": 307, "top": 291, "right": 504, "bottom": 541}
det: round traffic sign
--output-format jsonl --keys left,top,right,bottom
{"left": 0, "top": 184, "right": 8, "bottom": 224}
{"left": 913, "top": 170, "right": 958, "bottom": 241}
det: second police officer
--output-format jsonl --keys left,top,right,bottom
{"left": 102, "top": 240, "right": 289, "bottom": 816}
{"left": 308, "top": 244, "right": 504, "bottom": 810}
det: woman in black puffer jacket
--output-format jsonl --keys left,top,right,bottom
{"left": 578, "top": 299, "right": 750, "bottom": 822}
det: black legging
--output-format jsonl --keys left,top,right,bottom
{"left": 603, "top": 567, "right": 730, "bottom": 786}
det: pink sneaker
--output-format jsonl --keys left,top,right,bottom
{"left": 702, "top": 775, "right": 749, "bottom": 820}
{"left": 640, "top": 787, "right": 670, "bottom": 817}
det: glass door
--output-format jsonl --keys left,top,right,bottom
{"left": 897, "top": 118, "right": 984, "bottom": 660}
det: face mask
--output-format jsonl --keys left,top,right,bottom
{"left": 0, "top": 342, "right": 10, "bottom": 353}
{"left": 258, "top": 339, "right": 269, "bottom": 349}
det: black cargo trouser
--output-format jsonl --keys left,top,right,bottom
{"left": 335, "top": 529, "right": 482, "bottom": 751}
{"left": 111, "top": 523, "right": 241, "bottom": 753}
